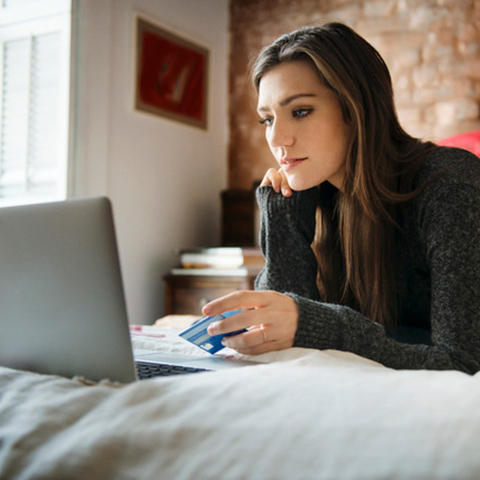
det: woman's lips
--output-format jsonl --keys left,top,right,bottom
{"left": 280, "top": 157, "right": 307, "bottom": 169}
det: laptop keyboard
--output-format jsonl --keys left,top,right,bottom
{"left": 135, "top": 361, "right": 211, "bottom": 379}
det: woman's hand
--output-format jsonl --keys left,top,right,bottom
{"left": 260, "top": 168, "right": 292, "bottom": 197}
{"left": 204, "top": 290, "right": 299, "bottom": 355}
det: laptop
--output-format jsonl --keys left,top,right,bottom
{"left": 0, "top": 197, "right": 255, "bottom": 383}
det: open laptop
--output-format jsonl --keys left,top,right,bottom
{"left": 0, "top": 197, "right": 254, "bottom": 383}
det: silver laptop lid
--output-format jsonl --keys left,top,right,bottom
{"left": 0, "top": 197, "right": 137, "bottom": 383}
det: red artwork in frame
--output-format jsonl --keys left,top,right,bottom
{"left": 135, "top": 17, "right": 209, "bottom": 129}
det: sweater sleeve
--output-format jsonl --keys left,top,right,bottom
{"left": 254, "top": 186, "right": 321, "bottom": 301}
{"left": 293, "top": 149, "right": 480, "bottom": 374}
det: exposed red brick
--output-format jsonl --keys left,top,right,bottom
{"left": 229, "top": 0, "right": 480, "bottom": 189}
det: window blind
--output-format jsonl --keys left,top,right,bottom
{"left": 2, "top": 0, "right": 36, "bottom": 8}
{"left": 0, "top": 1, "right": 71, "bottom": 206}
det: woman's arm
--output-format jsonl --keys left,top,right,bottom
{"left": 204, "top": 183, "right": 320, "bottom": 355}
{"left": 291, "top": 294, "right": 479, "bottom": 373}
{"left": 254, "top": 185, "right": 321, "bottom": 300}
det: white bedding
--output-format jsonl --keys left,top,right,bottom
{"left": 1, "top": 325, "right": 480, "bottom": 479}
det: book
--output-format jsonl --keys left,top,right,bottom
{"left": 175, "top": 247, "right": 244, "bottom": 269}
{"left": 170, "top": 267, "right": 248, "bottom": 277}
{"left": 171, "top": 247, "right": 264, "bottom": 277}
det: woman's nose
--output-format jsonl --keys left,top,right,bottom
{"left": 267, "top": 120, "right": 295, "bottom": 148}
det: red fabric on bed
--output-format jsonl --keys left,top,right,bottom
{"left": 437, "top": 130, "right": 480, "bottom": 157}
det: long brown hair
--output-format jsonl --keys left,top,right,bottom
{"left": 252, "top": 23, "right": 437, "bottom": 325}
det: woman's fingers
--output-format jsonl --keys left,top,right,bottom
{"left": 279, "top": 169, "right": 292, "bottom": 197}
{"left": 203, "top": 290, "right": 266, "bottom": 319}
{"left": 222, "top": 323, "right": 292, "bottom": 354}
{"left": 260, "top": 168, "right": 281, "bottom": 192}
{"left": 222, "top": 325, "right": 267, "bottom": 350}
{"left": 260, "top": 168, "right": 292, "bottom": 197}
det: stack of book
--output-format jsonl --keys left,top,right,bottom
{"left": 171, "top": 247, "right": 264, "bottom": 277}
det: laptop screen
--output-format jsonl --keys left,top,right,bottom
{"left": 0, "top": 197, "right": 137, "bottom": 382}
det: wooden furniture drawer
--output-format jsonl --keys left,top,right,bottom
{"left": 164, "top": 274, "right": 255, "bottom": 315}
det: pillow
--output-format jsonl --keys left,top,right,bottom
{"left": 436, "top": 130, "right": 480, "bottom": 157}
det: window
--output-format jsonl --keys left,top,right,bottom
{"left": 0, "top": 0, "right": 71, "bottom": 207}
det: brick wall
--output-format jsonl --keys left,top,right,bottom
{"left": 228, "top": 0, "right": 480, "bottom": 189}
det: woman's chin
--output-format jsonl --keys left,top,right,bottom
{"left": 288, "top": 180, "right": 318, "bottom": 192}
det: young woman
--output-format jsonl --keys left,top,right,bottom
{"left": 205, "top": 22, "right": 480, "bottom": 373}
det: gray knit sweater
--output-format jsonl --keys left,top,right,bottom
{"left": 255, "top": 147, "right": 480, "bottom": 373}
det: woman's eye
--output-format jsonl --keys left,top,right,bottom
{"left": 259, "top": 117, "right": 273, "bottom": 127}
{"left": 293, "top": 108, "right": 313, "bottom": 119}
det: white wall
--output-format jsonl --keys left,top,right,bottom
{"left": 72, "top": 0, "right": 229, "bottom": 324}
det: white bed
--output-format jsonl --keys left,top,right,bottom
{"left": 1, "top": 322, "right": 479, "bottom": 480}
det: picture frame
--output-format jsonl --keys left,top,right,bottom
{"left": 135, "top": 16, "right": 209, "bottom": 129}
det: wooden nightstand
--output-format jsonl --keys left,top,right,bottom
{"left": 163, "top": 273, "right": 257, "bottom": 315}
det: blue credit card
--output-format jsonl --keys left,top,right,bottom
{"left": 179, "top": 310, "right": 246, "bottom": 354}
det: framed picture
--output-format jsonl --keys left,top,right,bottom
{"left": 135, "top": 17, "right": 209, "bottom": 129}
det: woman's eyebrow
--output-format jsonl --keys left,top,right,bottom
{"left": 257, "top": 93, "right": 316, "bottom": 113}
{"left": 280, "top": 93, "right": 316, "bottom": 106}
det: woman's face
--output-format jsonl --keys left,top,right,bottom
{"left": 257, "top": 60, "right": 350, "bottom": 192}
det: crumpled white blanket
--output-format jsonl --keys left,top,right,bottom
{"left": 1, "top": 326, "right": 480, "bottom": 480}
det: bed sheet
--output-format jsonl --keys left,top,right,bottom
{"left": 1, "top": 325, "right": 480, "bottom": 480}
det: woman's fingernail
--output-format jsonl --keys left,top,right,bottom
{"left": 207, "top": 322, "right": 220, "bottom": 335}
